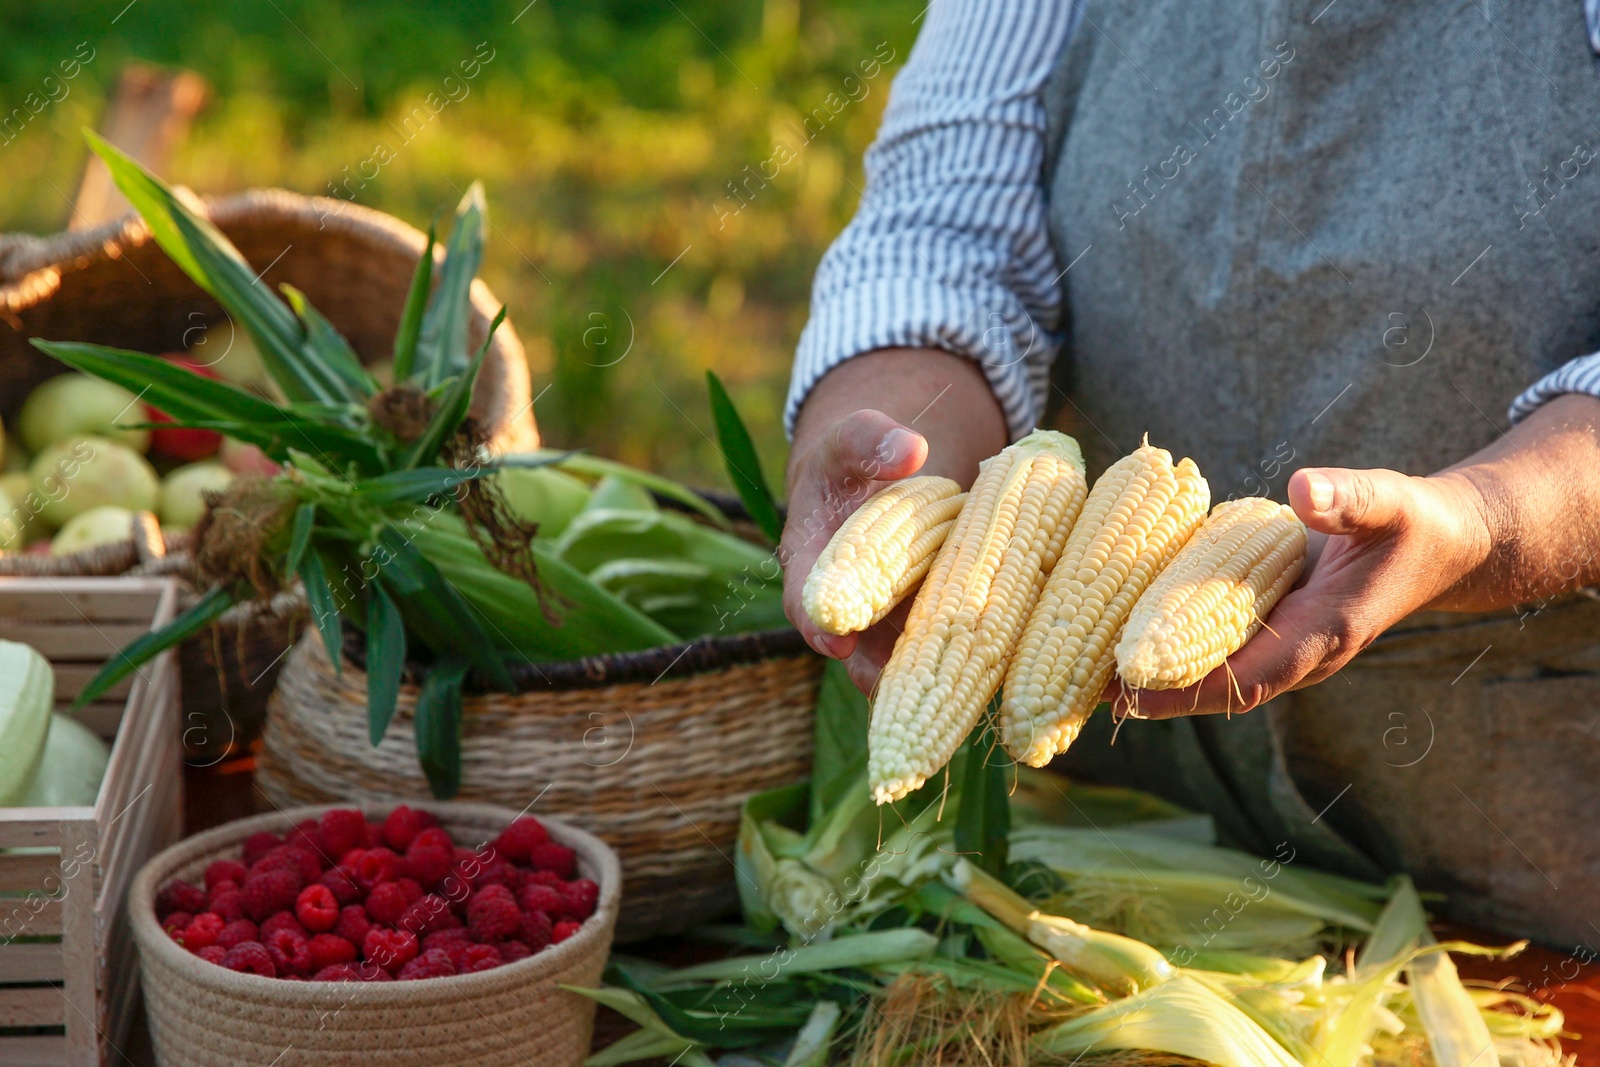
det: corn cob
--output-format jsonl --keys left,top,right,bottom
{"left": 999, "top": 439, "right": 1210, "bottom": 767}
{"left": 868, "top": 430, "right": 1087, "bottom": 805}
{"left": 802, "top": 476, "right": 967, "bottom": 636}
{"left": 1115, "top": 496, "right": 1307, "bottom": 692}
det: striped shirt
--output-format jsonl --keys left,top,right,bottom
{"left": 788, "top": 0, "right": 1600, "bottom": 438}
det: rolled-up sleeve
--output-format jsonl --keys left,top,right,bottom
{"left": 785, "top": 0, "right": 1080, "bottom": 440}
{"left": 1507, "top": 354, "right": 1600, "bottom": 422}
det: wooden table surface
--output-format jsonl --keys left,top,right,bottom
{"left": 123, "top": 758, "right": 1600, "bottom": 1065}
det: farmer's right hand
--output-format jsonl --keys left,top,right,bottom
{"left": 781, "top": 348, "right": 1008, "bottom": 693}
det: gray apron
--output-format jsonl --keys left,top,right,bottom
{"left": 1040, "top": 0, "right": 1600, "bottom": 946}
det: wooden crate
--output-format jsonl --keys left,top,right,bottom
{"left": 0, "top": 578, "right": 183, "bottom": 1067}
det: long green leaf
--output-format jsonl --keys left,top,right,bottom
{"left": 285, "top": 503, "right": 316, "bottom": 577}
{"left": 810, "top": 661, "right": 869, "bottom": 826}
{"left": 654, "top": 929, "right": 938, "bottom": 986}
{"left": 399, "top": 306, "right": 503, "bottom": 470}
{"left": 953, "top": 715, "right": 1010, "bottom": 878}
{"left": 416, "top": 183, "right": 486, "bottom": 387}
{"left": 392, "top": 224, "right": 435, "bottom": 383}
{"left": 298, "top": 550, "right": 345, "bottom": 677}
{"left": 413, "top": 655, "right": 467, "bottom": 799}
{"left": 374, "top": 524, "right": 515, "bottom": 690}
{"left": 85, "top": 132, "right": 347, "bottom": 404}
{"left": 706, "top": 370, "right": 782, "bottom": 543}
{"left": 515, "top": 451, "right": 730, "bottom": 528}
{"left": 72, "top": 586, "right": 237, "bottom": 709}
{"left": 281, "top": 283, "right": 379, "bottom": 399}
{"left": 366, "top": 585, "right": 406, "bottom": 746}
{"left": 351, "top": 454, "right": 569, "bottom": 506}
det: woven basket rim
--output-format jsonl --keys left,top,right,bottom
{"left": 129, "top": 801, "right": 621, "bottom": 1001}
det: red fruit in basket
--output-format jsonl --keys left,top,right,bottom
{"left": 260, "top": 911, "right": 308, "bottom": 942}
{"left": 362, "top": 928, "right": 418, "bottom": 973}
{"left": 312, "top": 963, "right": 362, "bottom": 982}
{"left": 146, "top": 355, "right": 223, "bottom": 461}
{"left": 364, "top": 880, "right": 415, "bottom": 926}
{"left": 551, "top": 920, "right": 580, "bottom": 944}
{"left": 517, "top": 883, "right": 563, "bottom": 917}
{"left": 257, "top": 844, "right": 321, "bottom": 883}
{"left": 466, "top": 885, "right": 520, "bottom": 943}
{"left": 163, "top": 911, "right": 195, "bottom": 938}
{"left": 561, "top": 879, "right": 599, "bottom": 922}
{"left": 499, "top": 939, "right": 532, "bottom": 963}
{"left": 180, "top": 912, "right": 226, "bottom": 949}
{"left": 333, "top": 905, "right": 371, "bottom": 947}
{"left": 403, "top": 841, "right": 454, "bottom": 889}
{"left": 242, "top": 831, "right": 282, "bottom": 867}
{"left": 423, "top": 928, "right": 473, "bottom": 954}
{"left": 318, "top": 809, "right": 369, "bottom": 857}
{"left": 265, "top": 928, "right": 314, "bottom": 976}
{"left": 355, "top": 962, "right": 394, "bottom": 982}
{"left": 216, "top": 919, "right": 258, "bottom": 951}
{"left": 456, "top": 943, "right": 503, "bottom": 974}
{"left": 522, "top": 869, "right": 564, "bottom": 891}
{"left": 220, "top": 941, "right": 276, "bottom": 978}
{"left": 492, "top": 817, "right": 550, "bottom": 862}
{"left": 307, "top": 933, "right": 358, "bottom": 971}
{"left": 398, "top": 894, "right": 457, "bottom": 936}
{"left": 527, "top": 842, "right": 576, "bottom": 880}
{"left": 204, "top": 860, "right": 248, "bottom": 892}
{"left": 397, "top": 948, "right": 457, "bottom": 981}
{"left": 351, "top": 847, "right": 402, "bottom": 891}
{"left": 196, "top": 945, "right": 228, "bottom": 965}
{"left": 382, "top": 805, "right": 428, "bottom": 852}
{"left": 518, "top": 909, "right": 552, "bottom": 951}
{"left": 208, "top": 888, "right": 246, "bottom": 923}
{"left": 242, "top": 867, "right": 302, "bottom": 922}
{"left": 156, "top": 879, "right": 208, "bottom": 919}
{"left": 295, "top": 884, "right": 340, "bottom": 932}
{"left": 284, "top": 821, "right": 325, "bottom": 861}
{"left": 412, "top": 828, "right": 455, "bottom": 854}
{"left": 321, "top": 865, "right": 362, "bottom": 905}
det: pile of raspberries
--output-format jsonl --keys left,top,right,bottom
{"left": 153, "top": 807, "right": 599, "bottom": 982}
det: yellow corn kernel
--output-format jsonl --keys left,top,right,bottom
{"left": 999, "top": 439, "right": 1210, "bottom": 767}
{"left": 869, "top": 430, "right": 1088, "bottom": 805}
{"left": 1115, "top": 496, "right": 1307, "bottom": 692}
{"left": 803, "top": 476, "right": 967, "bottom": 636}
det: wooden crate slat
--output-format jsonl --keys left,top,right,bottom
{"left": 0, "top": 809, "right": 79, "bottom": 849}
{"left": 64, "top": 702, "right": 126, "bottom": 741}
{"left": 0, "top": 850, "right": 61, "bottom": 894}
{"left": 51, "top": 664, "right": 134, "bottom": 703}
{"left": 0, "top": 939, "right": 62, "bottom": 982}
{"left": 0, "top": 623, "right": 155, "bottom": 660}
{"left": 0, "top": 897, "right": 63, "bottom": 938}
{"left": 0, "top": 985, "right": 64, "bottom": 1026}
{"left": 0, "top": 583, "right": 165, "bottom": 623}
{"left": 0, "top": 1033, "right": 67, "bottom": 1067}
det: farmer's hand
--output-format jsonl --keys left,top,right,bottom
{"left": 1123, "top": 393, "right": 1600, "bottom": 718}
{"left": 782, "top": 348, "right": 1007, "bottom": 693}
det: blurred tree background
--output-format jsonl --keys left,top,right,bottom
{"left": 0, "top": 0, "right": 922, "bottom": 488}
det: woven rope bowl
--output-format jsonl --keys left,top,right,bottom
{"left": 130, "top": 801, "right": 620, "bottom": 1067}
{"left": 258, "top": 627, "right": 822, "bottom": 943}
{"left": 0, "top": 189, "right": 538, "bottom": 759}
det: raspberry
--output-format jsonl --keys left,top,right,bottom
{"left": 321, "top": 865, "right": 362, "bottom": 905}
{"left": 220, "top": 941, "right": 276, "bottom": 977}
{"left": 455, "top": 943, "right": 503, "bottom": 974}
{"left": 216, "top": 919, "right": 259, "bottom": 951}
{"left": 312, "top": 964, "right": 362, "bottom": 981}
{"left": 355, "top": 962, "right": 394, "bottom": 982}
{"left": 473, "top": 860, "right": 523, "bottom": 893}
{"left": 362, "top": 928, "right": 418, "bottom": 973}
{"left": 413, "top": 828, "right": 455, "bottom": 853}
{"left": 397, "top": 948, "right": 458, "bottom": 980}
{"left": 241, "top": 868, "right": 302, "bottom": 922}
{"left": 403, "top": 841, "right": 454, "bottom": 889}
{"left": 204, "top": 860, "right": 248, "bottom": 892}
{"left": 318, "top": 809, "right": 369, "bottom": 857}
{"left": 284, "top": 822, "right": 325, "bottom": 863}
{"left": 163, "top": 912, "right": 195, "bottom": 938}
{"left": 551, "top": 920, "right": 580, "bottom": 944}
{"left": 493, "top": 817, "right": 549, "bottom": 862}
{"left": 257, "top": 845, "right": 321, "bottom": 884}
{"left": 397, "top": 894, "right": 456, "bottom": 936}
{"left": 196, "top": 945, "right": 228, "bottom": 965}
{"left": 333, "top": 905, "right": 371, "bottom": 947}
{"left": 527, "top": 842, "right": 576, "bottom": 879}
{"left": 517, "top": 884, "right": 564, "bottom": 918}
{"left": 522, "top": 868, "right": 565, "bottom": 891}
{"left": 260, "top": 911, "right": 308, "bottom": 941}
{"left": 366, "top": 821, "right": 386, "bottom": 847}
{"left": 561, "top": 879, "right": 600, "bottom": 921}
{"left": 295, "top": 884, "right": 339, "bottom": 932}
{"left": 307, "top": 933, "right": 358, "bottom": 971}
{"left": 423, "top": 928, "right": 474, "bottom": 954}
{"left": 365, "top": 880, "right": 414, "bottom": 926}
{"left": 519, "top": 909, "right": 552, "bottom": 951}
{"left": 266, "top": 928, "right": 314, "bottom": 976}
{"left": 466, "top": 885, "right": 520, "bottom": 942}
{"left": 241, "top": 831, "right": 282, "bottom": 867}
{"left": 382, "top": 805, "right": 428, "bottom": 851}
{"left": 155, "top": 879, "right": 207, "bottom": 918}
{"left": 351, "top": 847, "right": 402, "bottom": 891}
{"left": 499, "top": 939, "right": 532, "bottom": 963}
{"left": 208, "top": 888, "right": 246, "bottom": 923}
{"left": 180, "top": 912, "right": 226, "bottom": 949}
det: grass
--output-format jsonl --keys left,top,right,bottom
{"left": 0, "top": 0, "right": 924, "bottom": 488}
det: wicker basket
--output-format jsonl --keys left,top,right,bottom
{"left": 0, "top": 188, "right": 540, "bottom": 760}
{"left": 258, "top": 625, "right": 822, "bottom": 943}
{"left": 130, "top": 802, "right": 620, "bottom": 1067}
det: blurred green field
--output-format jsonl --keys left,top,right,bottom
{"left": 0, "top": 0, "right": 921, "bottom": 489}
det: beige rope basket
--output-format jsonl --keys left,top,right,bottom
{"left": 130, "top": 801, "right": 620, "bottom": 1067}
{"left": 258, "top": 624, "right": 822, "bottom": 943}
{"left": 0, "top": 189, "right": 539, "bottom": 760}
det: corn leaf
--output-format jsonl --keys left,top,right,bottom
{"left": 416, "top": 183, "right": 486, "bottom": 387}
{"left": 782, "top": 1000, "right": 840, "bottom": 1067}
{"left": 285, "top": 503, "right": 316, "bottom": 577}
{"left": 298, "top": 550, "right": 345, "bottom": 677}
{"left": 809, "top": 660, "right": 870, "bottom": 825}
{"left": 280, "top": 283, "right": 379, "bottom": 399}
{"left": 516, "top": 451, "right": 730, "bottom": 527}
{"left": 953, "top": 715, "right": 1010, "bottom": 878}
{"left": 71, "top": 586, "right": 236, "bottom": 709}
{"left": 351, "top": 453, "right": 566, "bottom": 506}
{"left": 366, "top": 585, "right": 406, "bottom": 746}
{"left": 399, "top": 306, "right": 503, "bottom": 470}
{"left": 564, "top": 987, "right": 715, "bottom": 1067}
{"left": 706, "top": 370, "right": 782, "bottom": 543}
{"left": 654, "top": 929, "right": 938, "bottom": 987}
{"left": 374, "top": 524, "right": 515, "bottom": 690}
{"left": 413, "top": 654, "right": 467, "bottom": 799}
{"left": 392, "top": 224, "right": 435, "bottom": 383}
{"left": 85, "top": 132, "right": 348, "bottom": 404}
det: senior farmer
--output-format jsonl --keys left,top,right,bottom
{"left": 779, "top": 1, "right": 1600, "bottom": 946}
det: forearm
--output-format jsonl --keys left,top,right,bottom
{"left": 787, "top": 347, "right": 1008, "bottom": 489}
{"left": 1433, "top": 393, "right": 1600, "bottom": 610}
